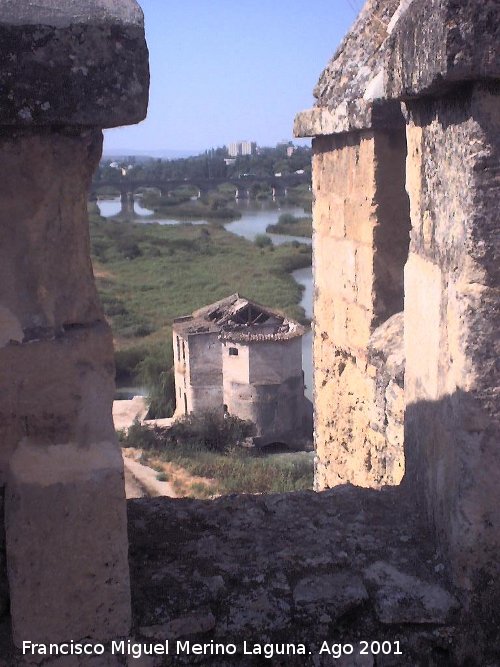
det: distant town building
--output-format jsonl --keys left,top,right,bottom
{"left": 172, "top": 294, "right": 312, "bottom": 448}
{"left": 227, "top": 141, "right": 257, "bottom": 157}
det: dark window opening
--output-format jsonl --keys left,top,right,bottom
{"left": 372, "top": 127, "right": 411, "bottom": 327}
{"left": 229, "top": 347, "right": 238, "bottom": 356}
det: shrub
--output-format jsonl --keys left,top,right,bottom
{"left": 277, "top": 213, "right": 298, "bottom": 225}
{"left": 114, "top": 346, "right": 147, "bottom": 382}
{"left": 254, "top": 234, "right": 272, "bottom": 248}
{"left": 136, "top": 345, "right": 175, "bottom": 418}
{"left": 121, "top": 419, "right": 162, "bottom": 450}
{"left": 168, "top": 410, "right": 255, "bottom": 452}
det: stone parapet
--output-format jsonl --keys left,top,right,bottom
{"left": 294, "top": 99, "right": 404, "bottom": 138}
{"left": 386, "top": 0, "right": 500, "bottom": 100}
{"left": 0, "top": 0, "right": 149, "bottom": 127}
{"left": 402, "top": 83, "right": 500, "bottom": 597}
{"left": 6, "top": 440, "right": 130, "bottom": 644}
{"left": 0, "top": 0, "right": 149, "bottom": 646}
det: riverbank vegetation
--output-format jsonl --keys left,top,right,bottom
{"left": 266, "top": 213, "right": 312, "bottom": 238}
{"left": 139, "top": 188, "right": 241, "bottom": 221}
{"left": 89, "top": 203, "right": 311, "bottom": 414}
{"left": 120, "top": 418, "right": 314, "bottom": 497}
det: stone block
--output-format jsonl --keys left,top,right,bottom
{"left": 355, "top": 245, "right": 375, "bottom": 310}
{"left": 0, "top": 322, "right": 115, "bottom": 482}
{"left": 293, "top": 572, "right": 368, "bottom": 616}
{"left": 364, "top": 561, "right": 458, "bottom": 624}
{"left": 0, "top": 130, "right": 104, "bottom": 332}
{"left": 344, "top": 198, "right": 376, "bottom": 246}
{"left": 294, "top": 100, "right": 404, "bottom": 137}
{"left": 346, "top": 302, "right": 373, "bottom": 351}
{"left": 313, "top": 191, "right": 345, "bottom": 239}
{"left": 386, "top": 0, "right": 500, "bottom": 100}
{"left": 5, "top": 439, "right": 131, "bottom": 645}
{"left": 404, "top": 254, "right": 442, "bottom": 402}
{"left": 0, "top": 0, "right": 149, "bottom": 127}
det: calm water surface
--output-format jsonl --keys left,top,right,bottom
{"left": 97, "top": 197, "right": 313, "bottom": 400}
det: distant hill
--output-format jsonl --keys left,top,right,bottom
{"left": 102, "top": 148, "right": 202, "bottom": 160}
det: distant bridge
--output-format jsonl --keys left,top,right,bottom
{"left": 90, "top": 173, "right": 310, "bottom": 200}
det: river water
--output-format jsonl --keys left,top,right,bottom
{"left": 97, "top": 197, "right": 313, "bottom": 399}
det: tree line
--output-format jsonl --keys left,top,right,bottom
{"left": 94, "top": 144, "right": 312, "bottom": 185}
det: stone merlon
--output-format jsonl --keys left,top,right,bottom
{"left": 385, "top": 0, "right": 500, "bottom": 99}
{"left": 294, "top": 0, "right": 405, "bottom": 137}
{"left": 0, "top": 0, "right": 149, "bottom": 127}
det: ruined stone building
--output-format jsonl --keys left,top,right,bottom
{"left": 173, "top": 294, "right": 312, "bottom": 448}
{"left": 0, "top": 0, "right": 498, "bottom": 664}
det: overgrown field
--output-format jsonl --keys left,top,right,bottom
{"left": 266, "top": 213, "right": 312, "bottom": 238}
{"left": 88, "top": 204, "right": 312, "bottom": 391}
{"left": 120, "top": 420, "right": 314, "bottom": 497}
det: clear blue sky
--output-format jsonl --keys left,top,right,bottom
{"left": 104, "top": 0, "right": 361, "bottom": 154}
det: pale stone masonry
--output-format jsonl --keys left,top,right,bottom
{"left": 0, "top": 0, "right": 149, "bottom": 645}
{"left": 295, "top": 0, "right": 499, "bottom": 611}
{"left": 295, "top": 0, "right": 411, "bottom": 491}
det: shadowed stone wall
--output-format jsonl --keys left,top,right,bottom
{"left": 386, "top": 0, "right": 500, "bottom": 602}
{"left": 0, "top": 0, "right": 149, "bottom": 646}
{"left": 295, "top": 0, "right": 411, "bottom": 490}
{"left": 296, "top": 0, "right": 499, "bottom": 613}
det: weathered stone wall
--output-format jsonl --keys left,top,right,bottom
{"left": 223, "top": 338, "right": 309, "bottom": 447}
{"left": 173, "top": 332, "right": 224, "bottom": 417}
{"left": 402, "top": 84, "right": 500, "bottom": 594}
{"left": 0, "top": 0, "right": 149, "bottom": 646}
{"left": 312, "top": 128, "right": 409, "bottom": 489}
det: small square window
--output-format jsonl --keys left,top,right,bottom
{"left": 229, "top": 347, "right": 238, "bottom": 356}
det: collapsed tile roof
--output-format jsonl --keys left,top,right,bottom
{"left": 173, "top": 294, "right": 305, "bottom": 343}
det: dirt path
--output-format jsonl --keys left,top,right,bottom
{"left": 123, "top": 453, "right": 179, "bottom": 499}
{"left": 124, "top": 464, "right": 147, "bottom": 499}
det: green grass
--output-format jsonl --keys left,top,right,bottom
{"left": 89, "top": 207, "right": 311, "bottom": 349}
{"left": 89, "top": 204, "right": 312, "bottom": 414}
{"left": 266, "top": 213, "right": 312, "bottom": 238}
{"left": 140, "top": 189, "right": 241, "bottom": 220}
{"left": 141, "top": 442, "right": 313, "bottom": 495}
{"left": 120, "top": 420, "right": 313, "bottom": 495}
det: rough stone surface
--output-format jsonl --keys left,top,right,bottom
{"left": 386, "top": 0, "right": 500, "bottom": 99}
{"left": 403, "top": 84, "right": 500, "bottom": 599}
{"left": 0, "top": 0, "right": 149, "bottom": 127}
{"left": 0, "top": 0, "right": 147, "bottom": 651}
{"left": 0, "top": 489, "right": 496, "bottom": 664}
{"left": 293, "top": 0, "right": 414, "bottom": 136}
{"left": 0, "top": 322, "right": 116, "bottom": 483}
{"left": 312, "top": 0, "right": 401, "bottom": 108}
{"left": 5, "top": 440, "right": 131, "bottom": 644}
{"left": 0, "top": 130, "right": 104, "bottom": 335}
{"left": 364, "top": 561, "right": 458, "bottom": 624}
{"left": 125, "top": 489, "right": 471, "bottom": 666}
{"left": 312, "top": 130, "right": 409, "bottom": 489}
{"left": 294, "top": 99, "right": 404, "bottom": 137}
